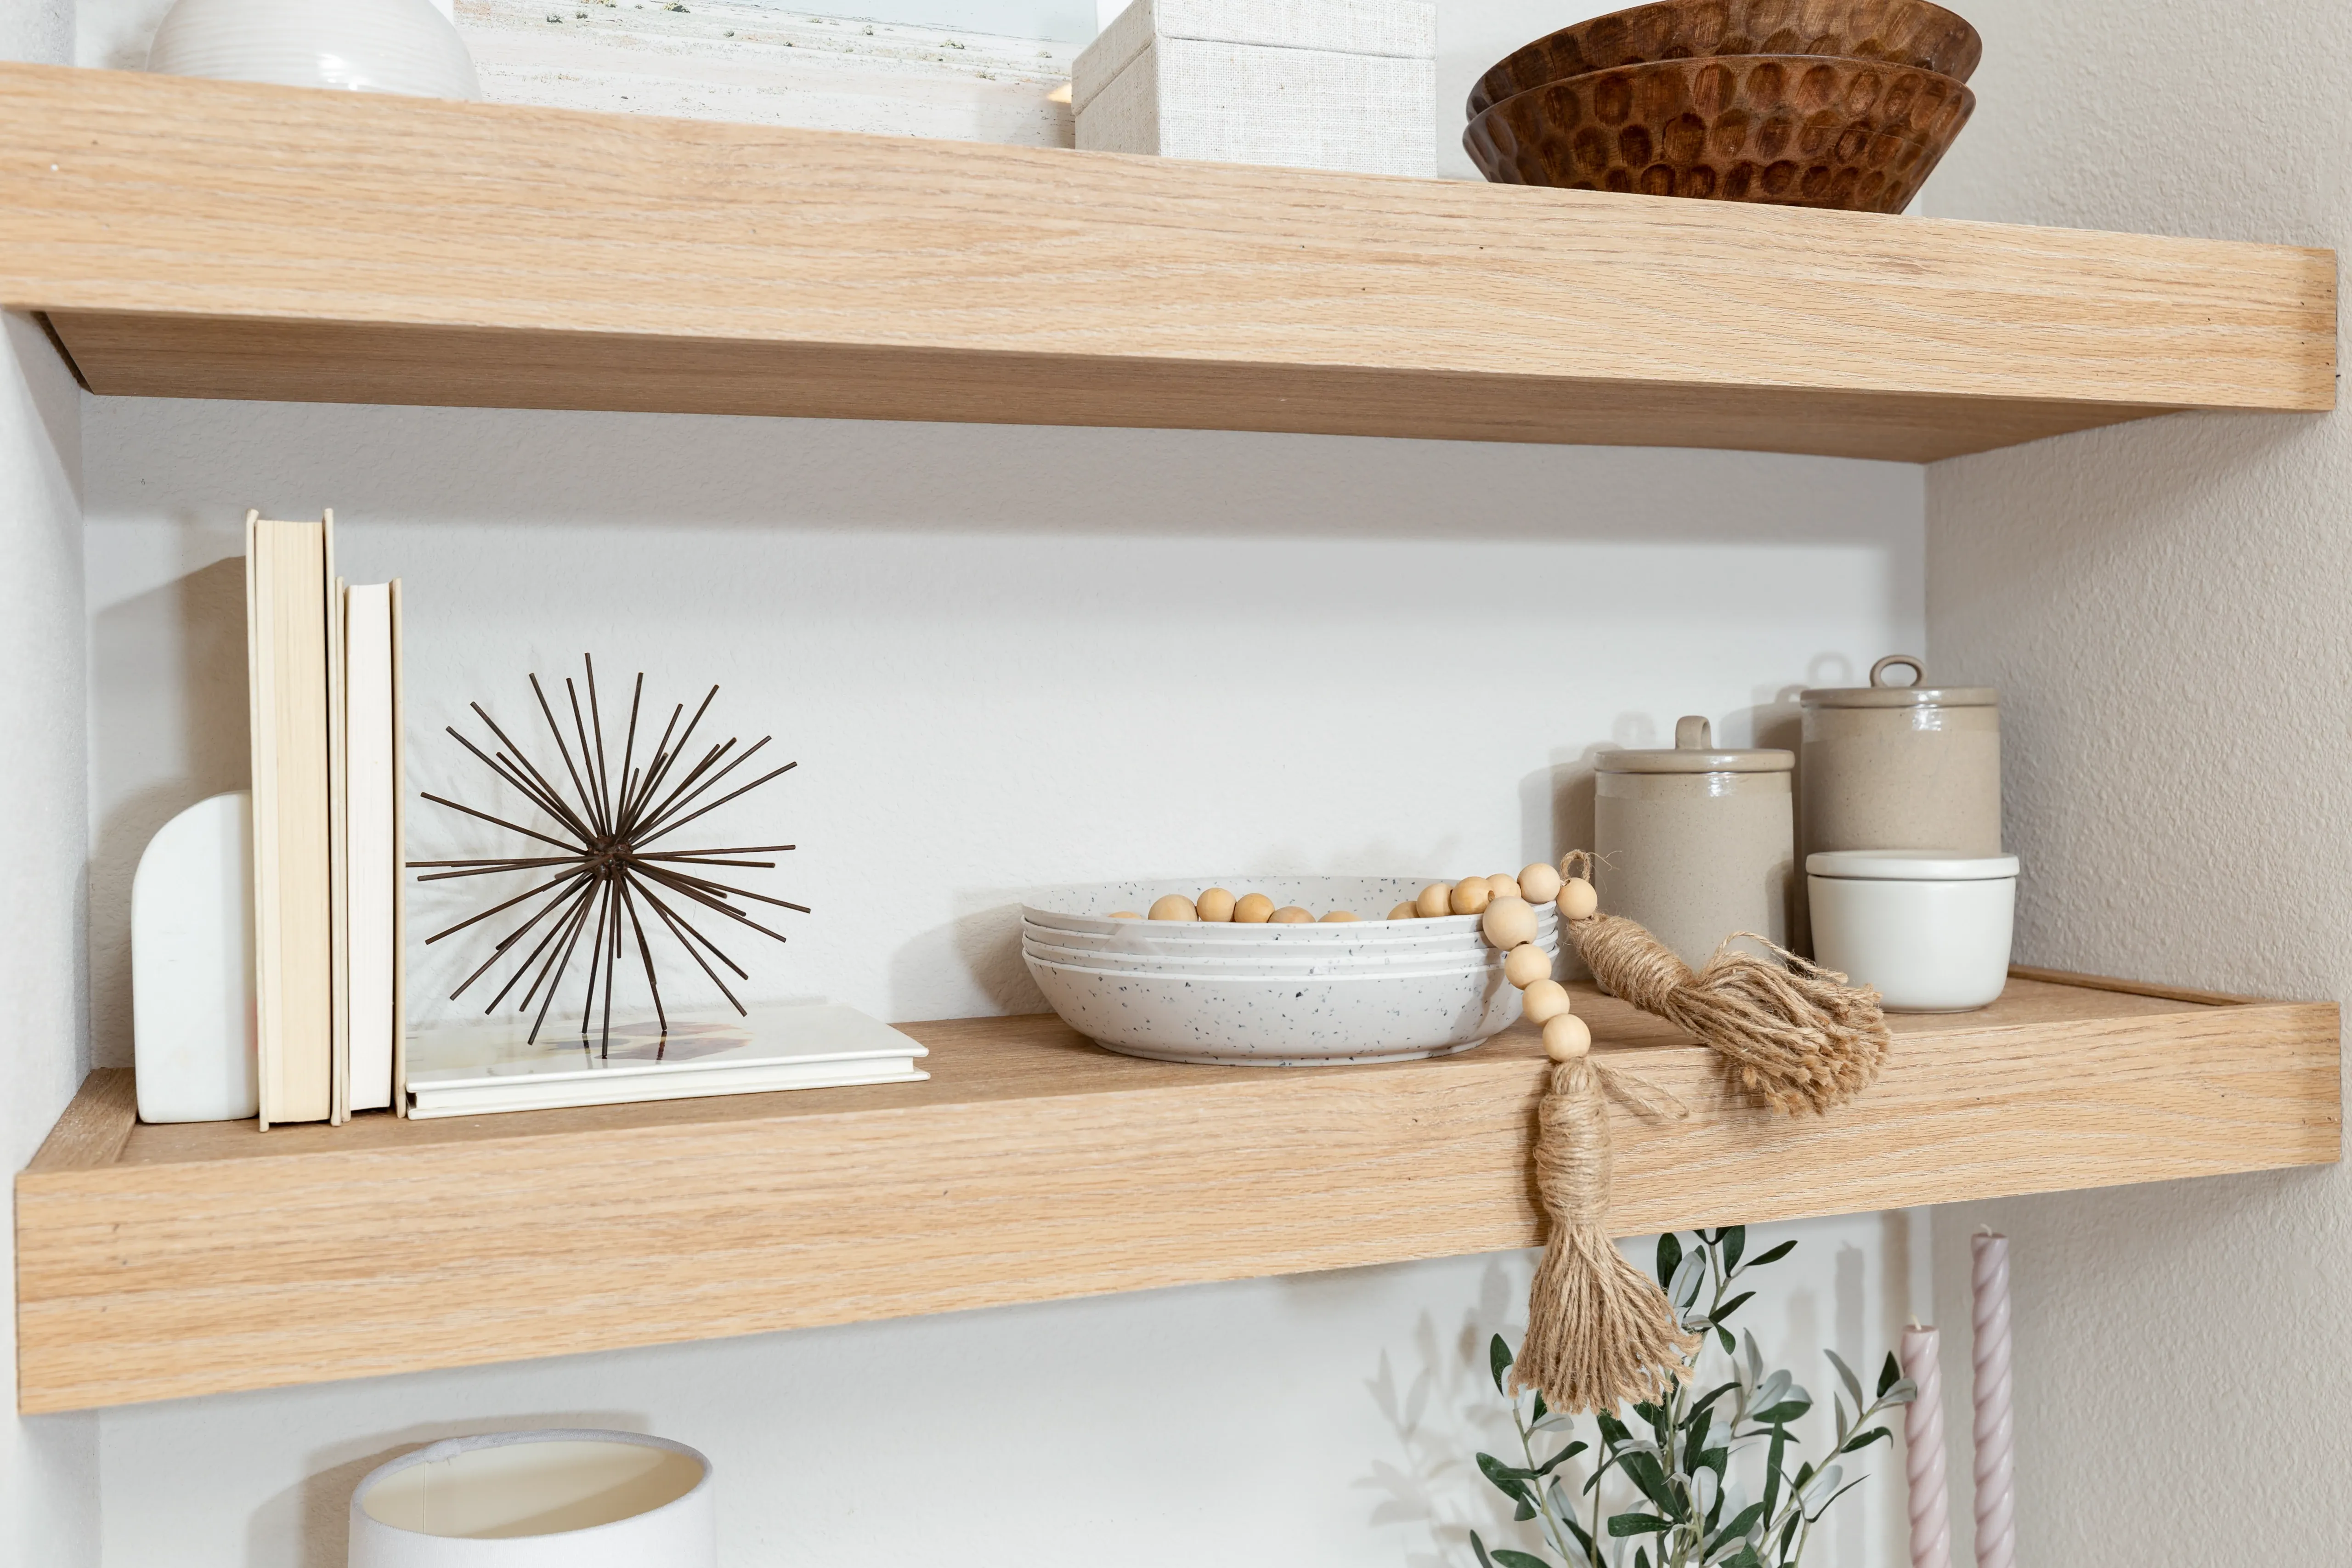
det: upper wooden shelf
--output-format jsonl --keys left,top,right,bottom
{"left": 15, "top": 969, "right": 2337, "bottom": 1413}
{"left": 0, "top": 63, "right": 2335, "bottom": 462}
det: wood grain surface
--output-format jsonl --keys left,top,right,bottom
{"left": 15, "top": 974, "right": 2338, "bottom": 1413}
{"left": 0, "top": 63, "right": 2333, "bottom": 462}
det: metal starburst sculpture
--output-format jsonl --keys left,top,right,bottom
{"left": 408, "top": 656, "right": 805, "bottom": 1048}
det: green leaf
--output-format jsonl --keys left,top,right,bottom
{"left": 1491, "top": 1551, "right": 1553, "bottom": 1568}
{"left": 1760, "top": 1426, "right": 1787, "bottom": 1522}
{"left": 1656, "top": 1231, "right": 1684, "bottom": 1290}
{"left": 1718, "top": 1325, "right": 1736, "bottom": 1356}
{"left": 1721, "top": 1225, "right": 1746, "bottom": 1272}
{"left": 1491, "top": 1335, "right": 1514, "bottom": 1395}
{"left": 1839, "top": 1426, "right": 1892, "bottom": 1455}
{"left": 1609, "top": 1512, "right": 1674, "bottom": 1537}
{"left": 1753, "top": 1397, "right": 1812, "bottom": 1426}
{"left": 1709, "top": 1501, "right": 1767, "bottom": 1552}
{"left": 1564, "top": 1509, "right": 1595, "bottom": 1557}
{"left": 1596, "top": 1411, "right": 1635, "bottom": 1449}
{"left": 1470, "top": 1530, "right": 1498, "bottom": 1568}
{"left": 1535, "top": 1441, "right": 1589, "bottom": 1477}
{"left": 1698, "top": 1447, "right": 1729, "bottom": 1474}
{"left": 1823, "top": 1348, "right": 1865, "bottom": 1417}
{"left": 1621, "top": 1452, "right": 1682, "bottom": 1518}
{"left": 1530, "top": 1391, "right": 1549, "bottom": 1425}
{"left": 1636, "top": 1549, "right": 1654, "bottom": 1568}
{"left": 1710, "top": 1291, "right": 1756, "bottom": 1326}
{"left": 1747, "top": 1239, "right": 1797, "bottom": 1269}
{"left": 1720, "top": 1548, "right": 1765, "bottom": 1568}
{"left": 1877, "top": 1351, "right": 1902, "bottom": 1400}
{"left": 1515, "top": 1498, "right": 1536, "bottom": 1522}
{"left": 1479, "top": 1452, "right": 1537, "bottom": 1488}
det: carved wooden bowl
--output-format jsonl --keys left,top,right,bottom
{"left": 1463, "top": 55, "right": 1974, "bottom": 213}
{"left": 1468, "top": 0, "right": 1981, "bottom": 118}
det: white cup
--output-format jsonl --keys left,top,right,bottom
{"left": 1807, "top": 851, "right": 2019, "bottom": 1012}
{"left": 349, "top": 1430, "right": 714, "bottom": 1568}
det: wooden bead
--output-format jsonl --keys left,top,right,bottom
{"left": 1148, "top": 894, "right": 1197, "bottom": 922}
{"left": 1518, "top": 861, "right": 1564, "bottom": 905}
{"left": 1414, "top": 882, "right": 1453, "bottom": 919}
{"left": 1485, "top": 873, "right": 1521, "bottom": 901}
{"left": 1542, "top": 1012, "right": 1593, "bottom": 1061}
{"left": 1387, "top": 901, "right": 1419, "bottom": 921}
{"left": 1521, "top": 979, "right": 1572, "bottom": 1025}
{"left": 1449, "top": 876, "right": 1492, "bottom": 916}
{"left": 1196, "top": 887, "right": 1236, "bottom": 923}
{"left": 1320, "top": 910, "right": 1360, "bottom": 923}
{"left": 1556, "top": 877, "right": 1599, "bottom": 921}
{"left": 1481, "top": 896, "right": 1538, "bottom": 951}
{"left": 1504, "top": 943, "right": 1553, "bottom": 987}
{"left": 1269, "top": 906, "right": 1314, "bottom": 924}
{"left": 1109, "top": 911, "right": 1142, "bottom": 920}
{"left": 1233, "top": 893, "right": 1275, "bottom": 924}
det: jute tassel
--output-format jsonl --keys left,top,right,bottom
{"left": 1513, "top": 852, "right": 1891, "bottom": 1413}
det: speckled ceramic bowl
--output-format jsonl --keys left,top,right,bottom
{"left": 1023, "top": 877, "right": 1557, "bottom": 942}
{"left": 1023, "top": 952, "right": 1525, "bottom": 1065}
{"left": 1021, "top": 930, "right": 1557, "bottom": 978}
{"left": 1019, "top": 915, "right": 1549, "bottom": 960}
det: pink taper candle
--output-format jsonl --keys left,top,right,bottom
{"left": 1899, "top": 1325, "right": 1951, "bottom": 1568}
{"left": 1971, "top": 1233, "right": 2016, "bottom": 1568}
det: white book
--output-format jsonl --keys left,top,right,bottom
{"left": 403, "top": 1003, "right": 929, "bottom": 1120}
{"left": 344, "top": 582, "right": 398, "bottom": 1113}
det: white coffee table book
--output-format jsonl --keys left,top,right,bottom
{"left": 403, "top": 1002, "right": 928, "bottom": 1118}
{"left": 132, "top": 791, "right": 261, "bottom": 1123}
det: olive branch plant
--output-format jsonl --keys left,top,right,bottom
{"left": 1469, "top": 1228, "right": 1917, "bottom": 1568}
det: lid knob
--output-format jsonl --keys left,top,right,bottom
{"left": 1870, "top": 655, "right": 1926, "bottom": 689}
{"left": 1674, "top": 715, "right": 1712, "bottom": 750}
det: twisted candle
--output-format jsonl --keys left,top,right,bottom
{"left": 1971, "top": 1233, "right": 2016, "bottom": 1568}
{"left": 1900, "top": 1325, "right": 1951, "bottom": 1568}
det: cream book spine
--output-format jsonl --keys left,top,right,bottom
{"left": 245, "top": 511, "right": 336, "bottom": 1126}
{"left": 344, "top": 582, "right": 397, "bottom": 1113}
{"left": 390, "top": 579, "right": 408, "bottom": 1116}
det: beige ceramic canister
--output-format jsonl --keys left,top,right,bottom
{"left": 1594, "top": 716, "right": 1795, "bottom": 971}
{"left": 1800, "top": 655, "right": 2001, "bottom": 858}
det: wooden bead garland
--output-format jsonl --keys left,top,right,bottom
{"left": 1484, "top": 850, "right": 1893, "bottom": 1416}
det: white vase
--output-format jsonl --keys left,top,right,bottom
{"left": 147, "top": 0, "right": 481, "bottom": 100}
{"left": 349, "top": 1431, "right": 715, "bottom": 1568}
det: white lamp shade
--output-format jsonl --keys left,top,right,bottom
{"left": 147, "top": 0, "right": 482, "bottom": 99}
{"left": 349, "top": 1431, "right": 715, "bottom": 1568}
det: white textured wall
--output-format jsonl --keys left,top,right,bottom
{"left": 1917, "top": 0, "right": 2350, "bottom": 1559}
{"left": 83, "top": 396, "right": 1928, "bottom": 1565}
{"left": 3, "top": 11, "right": 99, "bottom": 1568}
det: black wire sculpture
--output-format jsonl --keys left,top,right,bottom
{"left": 408, "top": 655, "right": 805, "bottom": 1049}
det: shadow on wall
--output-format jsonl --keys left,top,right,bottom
{"left": 261, "top": 1409, "right": 649, "bottom": 1568}
{"left": 1354, "top": 1257, "right": 1528, "bottom": 1568}
{"left": 82, "top": 399, "right": 1922, "bottom": 548}
{"left": 89, "top": 555, "right": 249, "bottom": 1064}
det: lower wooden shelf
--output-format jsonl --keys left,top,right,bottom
{"left": 15, "top": 969, "right": 2339, "bottom": 1414}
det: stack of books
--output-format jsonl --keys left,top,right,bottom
{"left": 245, "top": 510, "right": 403, "bottom": 1127}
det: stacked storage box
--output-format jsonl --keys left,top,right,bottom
{"left": 1073, "top": 0, "right": 1436, "bottom": 177}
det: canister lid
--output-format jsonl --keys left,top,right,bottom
{"left": 1595, "top": 715, "right": 1795, "bottom": 775}
{"left": 1806, "top": 851, "right": 2020, "bottom": 881}
{"left": 1800, "top": 654, "right": 1997, "bottom": 709}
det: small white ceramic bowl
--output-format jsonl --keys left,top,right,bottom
{"left": 1023, "top": 951, "right": 1523, "bottom": 1065}
{"left": 1023, "top": 877, "right": 1556, "bottom": 942}
{"left": 1021, "top": 931, "right": 1555, "bottom": 979}
{"left": 1807, "top": 850, "right": 2018, "bottom": 1012}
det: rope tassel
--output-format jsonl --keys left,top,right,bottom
{"left": 1513, "top": 1056, "right": 1699, "bottom": 1410}
{"left": 1497, "top": 852, "right": 1891, "bottom": 1413}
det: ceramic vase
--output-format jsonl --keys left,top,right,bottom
{"left": 147, "top": 0, "right": 481, "bottom": 100}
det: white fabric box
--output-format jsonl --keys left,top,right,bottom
{"left": 1073, "top": 0, "right": 1436, "bottom": 178}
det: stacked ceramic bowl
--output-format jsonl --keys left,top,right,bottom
{"left": 1023, "top": 877, "right": 1558, "bottom": 1066}
{"left": 1463, "top": 0, "right": 1981, "bottom": 213}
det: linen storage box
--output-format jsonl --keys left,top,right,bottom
{"left": 1073, "top": 0, "right": 1437, "bottom": 177}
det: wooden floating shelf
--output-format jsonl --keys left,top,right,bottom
{"left": 0, "top": 63, "right": 2335, "bottom": 463}
{"left": 15, "top": 970, "right": 2337, "bottom": 1413}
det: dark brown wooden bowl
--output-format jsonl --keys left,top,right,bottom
{"left": 1468, "top": 0, "right": 1981, "bottom": 118}
{"left": 1463, "top": 54, "right": 1974, "bottom": 213}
